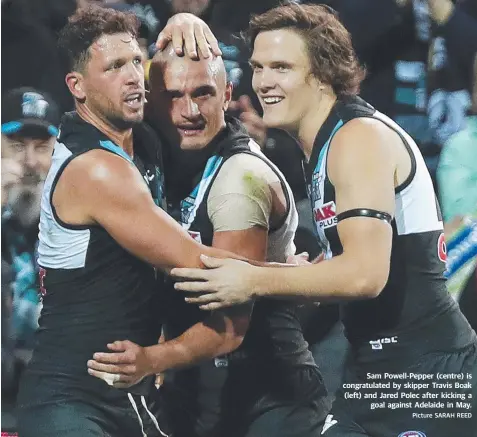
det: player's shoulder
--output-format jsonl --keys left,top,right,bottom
{"left": 221, "top": 152, "right": 278, "bottom": 183}
{"left": 330, "top": 116, "right": 400, "bottom": 168}
{"left": 59, "top": 149, "right": 146, "bottom": 205}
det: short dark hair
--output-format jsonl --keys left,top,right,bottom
{"left": 58, "top": 5, "right": 140, "bottom": 73}
{"left": 247, "top": 3, "right": 366, "bottom": 98}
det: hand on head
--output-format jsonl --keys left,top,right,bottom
{"left": 155, "top": 13, "right": 221, "bottom": 60}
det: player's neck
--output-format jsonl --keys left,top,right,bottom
{"left": 298, "top": 90, "right": 337, "bottom": 162}
{"left": 76, "top": 104, "right": 134, "bottom": 158}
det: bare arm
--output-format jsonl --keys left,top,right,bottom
{"left": 53, "top": 150, "right": 241, "bottom": 271}
{"left": 143, "top": 227, "right": 266, "bottom": 374}
{"left": 87, "top": 155, "right": 275, "bottom": 385}
{"left": 171, "top": 119, "right": 399, "bottom": 309}
{"left": 249, "top": 119, "right": 396, "bottom": 300}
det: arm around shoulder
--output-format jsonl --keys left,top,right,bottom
{"left": 58, "top": 149, "right": 218, "bottom": 270}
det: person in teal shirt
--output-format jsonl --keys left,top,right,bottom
{"left": 437, "top": 114, "right": 477, "bottom": 222}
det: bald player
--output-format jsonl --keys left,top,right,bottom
{"left": 15, "top": 7, "right": 238, "bottom": 437}
{"left": 87, "top": 44, "right": 331, "bottom": 437}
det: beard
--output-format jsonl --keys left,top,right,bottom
{"left": 87, "top": 89, "right": 144, "bottom": 132}
{"left": 8, "top": 182, "right": 44, "bottom": 228}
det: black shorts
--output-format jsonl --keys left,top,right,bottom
{"left": 17, "top": 371, "right": 169, "bottom": 437}
{"left": 162, "top": 364, "right": 331, "bottom": 437}
{"left": 321, "top": 343, "right": 477, "bottom": 437}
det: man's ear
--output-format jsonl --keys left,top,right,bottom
{"left": 223, "top": 81, "right": 233, "bottom": 111}
{"left": 66, "top": 72, "right": 86, "bottom": 101}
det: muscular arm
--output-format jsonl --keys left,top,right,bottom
{"left": 249, "top": 119, "right": 397, "bottom": 301}
{"left": 145, "top": 227, "right": 267, "bottom": 373}
{"left": 53, "top": 150, "right": 242, "bottom": 271}
{"left": 140, "top": 156, "right": 273, "bottom": 373}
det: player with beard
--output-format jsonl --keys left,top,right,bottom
{"left": 87, "top": 44, "right": 330, "bottom": 437}
{"left": 14, "top": 6, "right": 245, "bottom": 437}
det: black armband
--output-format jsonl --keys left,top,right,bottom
{"left": 337, "top": 208, "right": 392, "bottom": 224}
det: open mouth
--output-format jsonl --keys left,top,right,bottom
{"left": 124, "top": 93, "right": 143, "bottom": 109}
{"left": 177, "top": 125, "right": 206, "bottom": 136}
{"left": 262, "top": 96, "right": 284, "bottom": 106}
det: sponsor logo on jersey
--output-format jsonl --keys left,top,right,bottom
{"left": 321, "top": 414, "right": 338, "bottom": 434}
{"left": 369, "top": 336, "right": 398, "bottom": 350}
{"left": 314, "top": 201, "right": 337, "bottom": 229}
{"left": 311, "top": 172, "right": 322, "bottom": 202}
{"left": 437, "top": 232, "right": 447, "bottom": 263}
{"left": 398, "top": 431, "right": 426, "bottom": 437}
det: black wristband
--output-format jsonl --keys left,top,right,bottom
{"left": 337, "top": 208, "right": 392, "bottom": 224}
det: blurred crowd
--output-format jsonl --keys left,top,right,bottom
{"left": 2, "top": 0, "right": 477, "bottom": 431}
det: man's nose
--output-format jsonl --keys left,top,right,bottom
{"left": 258, "top": 68, "right": 275, "bottom": 91}
{"left": 23, "top": 146, "right": 39, "bottom": 170}
{"left": 124, "top": 62, "right": 142, "bottom": 85}
{"left": 182, "top": 97, "right": 200, "bottom": 119}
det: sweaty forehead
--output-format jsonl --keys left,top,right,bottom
{"left": 91, "top": 32, "right": 141, "bottom": 58}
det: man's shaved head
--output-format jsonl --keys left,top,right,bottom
{"left": 148, "top": 42, "right": 232, "bottom": 151}
{"left": 149, "top": 42, "right": 227, "bottom": 90}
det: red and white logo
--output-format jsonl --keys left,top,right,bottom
{"left": 39, "top": 267, "right": 47, "bottom": 299}
{"left": 188, "top": 231, "right": 202, "bottom": 243}
{"left": 314, "top": 201, "right": 337, "bottom": 230}
{"left": 437, "top": 232, "right": 447, "bottom": 263}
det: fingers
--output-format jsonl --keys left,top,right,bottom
{"left": 183, "top": 24, "right": 200, "bottom": 59}
{"left": 240, "top": 111, "right": 261, "bottom": 125}
{"left": 92, "top": 351, "right": 133, "bottom": 364}
{"left": 87, "top": 360, "right": 135, "bottom": 375}
{"left": 170, "top": 267, "right": 210, "bottom": 281}
{"left": 87, "top": 369, "right": 134, "bottom": 388}
{"left": 228, "top": 100, "right": 240, "bottom": 112}
{"left": 107, "top": 340, "right": 128, "bottom": 351}
{"left": 203, "top": 26, "right": 221, "bottom": 56}
{"left": 194, "top": 23, "right": 210, "bottom": 59}
{"left": 240, "top": 112, "right": 266, "bottom": 146}
{"left": 155, "top": 13, "right": 221, "bottom": 58}
{"left": 184, "top": 293, "right": 220, "bottom": 305}
{"left": 199, "top": 301, "right": 231, "bottom": 311}
{"left": 200, "top": 254, "right": 225, "bottom": 268}
{"left": 2, "top": 159, "right": 24, "bottom": 187}
{"left": 238, "top": 95, "right": 254, "bottom": 111}
{"left": 174, "top": 280, "right": 213, "bottom": 293}
{"left": 172, "top": 26, "right": 185, "bottom": 56}
{"left": 156, "top": 31, "right": 168, "bottom": 50}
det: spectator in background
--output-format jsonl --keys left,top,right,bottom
{"left": 437, "top": 52, "right": 477, "bottom": 224}
{"left": 427, "top": 0, "right": 477, "bottom": 160}
{"left": 428, "top": 0, "right": 477, "bottom": 67}
{"left": 437, "top": 55, "right": 477, "bottom": 330}
{"left": 1, "top": 88, "right": 59, "bottom": 355}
